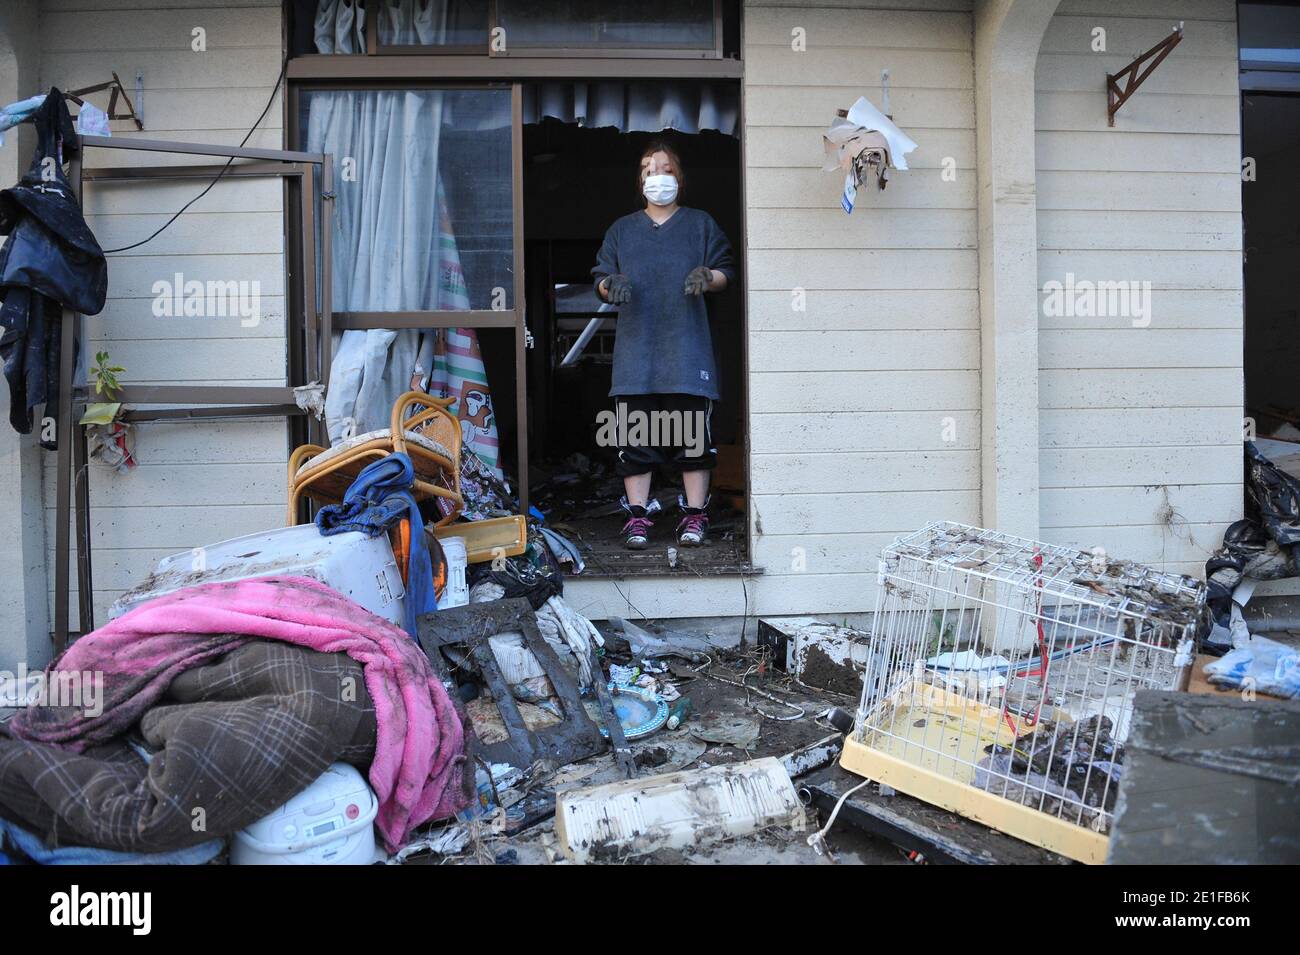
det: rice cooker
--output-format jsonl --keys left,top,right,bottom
{"left": 231, "top": 763, "right": 380, "bottom": 865}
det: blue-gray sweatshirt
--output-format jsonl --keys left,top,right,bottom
{"left": 592, "top": 207, "right": 735, "bottom": 400}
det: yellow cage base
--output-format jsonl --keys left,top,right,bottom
{"left": 839, "top": 736, "right": 1109, "bottom": 864}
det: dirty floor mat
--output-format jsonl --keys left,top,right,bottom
{"left": 0, "top": 641, "right": 375, "bottom": 853}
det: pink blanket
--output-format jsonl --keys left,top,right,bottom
{"left": 10, "top": 576, "right": 467, "bottom": 851}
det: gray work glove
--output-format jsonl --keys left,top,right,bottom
{"left": 603, "top": 273, "right": 632, "bottom": 305}
{"left": 683, "top": 266, "right": 713, "bottom": 296}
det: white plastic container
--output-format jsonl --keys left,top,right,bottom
{"left": 109, "top": 523, "right": 406, "bottom": 626}
{"left": 556, "top": 757, "right": 805, "bottom": 863}
{"left": 231, "top": 763, "right": 380, "bottom": 865}
{"left": 439, "top": 535, "right": 469, "bottom": 609}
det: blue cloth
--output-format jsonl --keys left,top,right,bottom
{"left": 315, "top": 452, "right": 435, "bottom": 636}
{"left": 592, "top": 206, "right": 735, "bottom": 400}
{"left": 0, "top": 817, "right": 222, "bottom": 865}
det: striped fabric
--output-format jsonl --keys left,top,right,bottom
{"left": 427, "top": 189, "right": 504, "bottom": 479}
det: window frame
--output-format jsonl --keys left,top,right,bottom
{"left": 283, "top": 0, "right": 749, "bottom": 537}
{"left": 370, "top": 0, "right": 725, "bottom": 60}
{"left": 287, "top": 79, "right": 529, "bottom": 508}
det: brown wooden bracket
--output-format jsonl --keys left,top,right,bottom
{"left": 67, "top": 72, "right": 143, "bottom": 130}
{"left": 1106, "top": 23, "right": 1183, "bottom": 127}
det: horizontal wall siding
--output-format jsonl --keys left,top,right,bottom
{"left": 709, "top": 0, "right": 977, "bottom": 619}
{"left": 41, "top": 0, "right": 286, "bottom": 629}
{"left": 1034, "top": 0, "right": 1243, "bottom": 575}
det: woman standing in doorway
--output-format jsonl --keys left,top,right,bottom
{"left": 593, "top": 141, "right": 735, "bottom": 550}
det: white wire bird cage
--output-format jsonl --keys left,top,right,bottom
{"left": 839, "top": 522, "right": 1205, "bottom": 863}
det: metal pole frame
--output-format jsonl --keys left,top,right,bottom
{"left": 52, "top": 135, "right": 334, "bottom": 651}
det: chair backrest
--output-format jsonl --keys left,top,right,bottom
{"left": 393, "top": 391, "right": 462, "bottom": 464}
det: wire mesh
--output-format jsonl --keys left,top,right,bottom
{"left": 854, "top": 521, "right": 1204, "bottom": 834}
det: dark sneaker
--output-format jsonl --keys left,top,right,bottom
{"left": 676, "top": 495, "right": 710, "bottom": 547}
{"left": 620, "top": 496, "right": 661, "bottom": 550}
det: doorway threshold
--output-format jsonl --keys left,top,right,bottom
{"left": 545, "top": 510, "right": 755, "bottom": 578}
{"left": 576, "top": 559, "right": 764, "bottom": 579}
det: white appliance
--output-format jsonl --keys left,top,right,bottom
{"left": 556, "top": 757, "right": 804, "bottom": 863}
{"left": 108, "top": 523, "right": 406, "bottom": 627}
{"left": 438, "top": 535, "right": 469, "bottom": 608}
{"left": 231, "top": 763, "right": 380, "bottom": 865}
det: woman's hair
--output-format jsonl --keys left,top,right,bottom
{"left": 638, "top": 140, "right": 685, "bottom": 205}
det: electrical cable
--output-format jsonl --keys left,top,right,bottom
{"left": 806, "top": 777, "right": 872, "bottom": 858}
{"left": 102, "top": 56, "right": 288, "bottom": 254}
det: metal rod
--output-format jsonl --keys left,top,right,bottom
{"left": 333, "top": 310, "right": 522, "bottom": 330}
{"left": 78, "top": 134, "right": 324, "bottom": 164}
{"left": 53, "top": 151, "right": 84, "bottom": 651}
{"left": 121, "top": 404, "right": 303, "bottom": 422}
{"left": 82, "top": 162, "right": 309, "bottom": 182}
{"left": 512, "top": 82, "right": 529, "bottom": 516}
{"left": 286, "top": 55, "right": 741, "bottom": 81}
{"left": 73, "top": 421, "right": 94, "bottom": 633}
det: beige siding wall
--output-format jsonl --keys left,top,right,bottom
{"left": 747, "top": 0, "right": 979, "bottom": 613}
{"left": 40, "top": 0, "right": 287, "bottom": 628}
{"left": 1034, "top": 0, "right": 1244, "bottom": 576}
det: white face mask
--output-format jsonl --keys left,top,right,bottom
{"left": 642, "top": 173, "right": 679, "bottom": 206}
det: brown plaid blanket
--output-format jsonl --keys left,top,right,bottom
{"left": 0, "top": 641, "right": 376, "bottom": 853}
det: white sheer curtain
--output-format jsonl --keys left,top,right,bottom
{"left": 308, "top": 89, "right": 451, "bottom": 444}
{"left": 310, "top": 1, "right": 455, "bottom": 444}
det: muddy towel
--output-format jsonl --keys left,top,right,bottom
{"left": 7, "top": 576, "right": 468, "bottom": 851}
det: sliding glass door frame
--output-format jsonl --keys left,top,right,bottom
{"left": 287, "top": 79, "right": 529, "bottom": 510}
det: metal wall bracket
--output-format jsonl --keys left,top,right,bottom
{"left": 1107, "top": 23, "right": 1184, "bottom": 127}
{"left": 67, "top": 72, "right": 144, "bottom": 130}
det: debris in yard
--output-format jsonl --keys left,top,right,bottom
{"left": 3, "top": 577, "right": 468, "bottom": 857}
{"left": 666, "top": 697, "right": 692, "bottom": 729}
{"left": 1202, "top": 634, "right": 1300, "bottom": 698}
{"left": 466, "top": 696, "right": 562, "bottom": 742}
{"left": 780, "top": 733, "right": 843, "bottom": 779}
{"left": 555, "top": 756, "right": 805, "bottom": 864}
{"left": 386, "top": 825, "right": 471, "bottom": 864}
{"left": 759, "top": 617, "right": 871, "bottom": 696}
{"left": 417, "top": 598, "right": 605, "bottom": 769}
{"left": 584, "top": 681, "right": 670, "bottom": 742}
{"left": 690, "top": 711, "right": 760, "bottom": 749}
{"left": 1108, "top": 691, "right": 1300, "bottom": 863}
{"left": 609, "top": 615, "right": 713, "bottom": 662}
{"left": 975, "top": 715, "right": 1125, "bottom": 820}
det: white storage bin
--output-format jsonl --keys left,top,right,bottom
{"left": 109, "top": 523, "right": 406, "bottom": 627}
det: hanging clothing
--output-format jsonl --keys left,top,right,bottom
{"left": 0, "top": 89, "right": 106, "bottom": 446}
